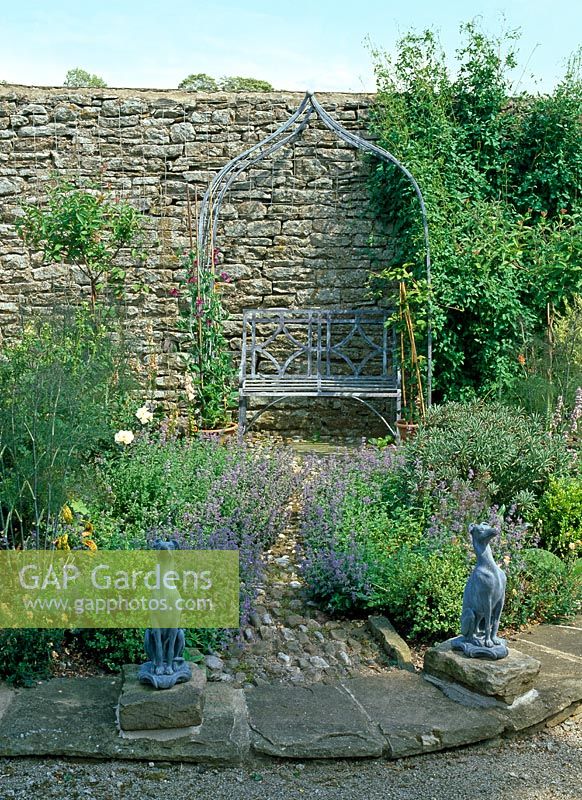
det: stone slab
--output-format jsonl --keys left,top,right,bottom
{"left": 0, "top": 621, "right": 579, "bottom": 766}
{"left": 118, "top": 664, "right": 206, "bottom": 731}
{"left": 246, "top": 683, "right": 385, "bottom": 759}
{"left": 424, "top": 640, "right": 540, "bottom": 704}
{"left": 512, "top": 623, "right": 582, "bottom": 661}
{"left": 0, "top": 684, "right": 14, "bottom": 724}
{"left": 342, "top": 673, "right": 504, "bottom": 758}
{"left": 367, "top": 615, "right": 413, "bottom": 670}
{"left": 424, "top": 674, "right": 540, "bottom": 710}
{"left": 0, "top": 677, "right": 248, "bottom": 764}
{"left": 492, "top": 634, "right": 582, "bottom": 732}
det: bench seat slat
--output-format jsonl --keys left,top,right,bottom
{"left": 242, "top": 377, "right": 399, "bottom": 397}
{"left": 239, "top": 308, "right": 401, "bottom": 434}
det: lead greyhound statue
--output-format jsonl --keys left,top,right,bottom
{"left": 139, "top": 539, "right": 192, "bottom": 689}
{"left": 451, "top": 522, "right": 509, "bottom": 660}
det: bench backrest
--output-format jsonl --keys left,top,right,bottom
{"left": 240, "top": 308, "right": 396, "bottom": 381}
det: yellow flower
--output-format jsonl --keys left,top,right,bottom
{"left": 61, "top": 505, "right": 74, "bottom": 525}
{"left": 83, "top": 539, "right": 98, "bottom": 552}
{"left": 83, "top": 521, "right": 94, "bottom": 534}
{"left": 55, "top": 534, "right": 70, "bottom": 551}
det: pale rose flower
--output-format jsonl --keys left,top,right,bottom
{"left": 136, "top": 405, "right": 154, "bottom": 425}
{"left": 114, "top": 430, "right": 135, "bottom": 445}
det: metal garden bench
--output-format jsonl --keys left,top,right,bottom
{"left": 238, "top": 308, "right": 401, "bottom": 435}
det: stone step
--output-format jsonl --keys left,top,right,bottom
{"left": 0, "top": 678, "right": 248, "bottom": 764}
{"left": 0, "top": 622, "right": 579, "bottom": 765}
{"left": 246, "top": 682, "right": 385, "bottom": 758}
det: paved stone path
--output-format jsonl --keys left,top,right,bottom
{"left": 0, "top": 618, "right": 579, "bottom": 765}
{"left": 0, "top": 722, "right": 580, "bottom": 800}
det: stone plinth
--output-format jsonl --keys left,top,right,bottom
{"left": 118, "top": 664, "right": 206, "bottom": 731}
{"left": 424, "top": 639, "right": 541, "bottom": 705}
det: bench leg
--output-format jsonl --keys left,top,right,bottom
{"left": 238, "top": 396, "right": 247, "bottom": 440}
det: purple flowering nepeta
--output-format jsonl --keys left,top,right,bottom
{"left": 296, "top": 438, "right": 549, "bottom": 637}
{"left": 143, "top": 437, "right": 299, "bottom": 628}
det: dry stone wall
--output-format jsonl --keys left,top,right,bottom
{"left": 0, "top": 85, "right": 394, "bottom": 435}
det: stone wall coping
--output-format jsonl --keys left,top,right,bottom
{"left": 0, "top": 85, "right": 375, "bottom": 103}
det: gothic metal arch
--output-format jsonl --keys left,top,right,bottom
{"left": 197, "top": 91, "right": 432, "bottom": 404}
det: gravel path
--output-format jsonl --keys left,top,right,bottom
{"left": 206, "top": 444, "right": 423, "bottom": 688}
{"left": 212, "top": 506, "right": 403, "bottom": 688}
{"left": 0, "top": 720, "right": 580, "bottom": 799}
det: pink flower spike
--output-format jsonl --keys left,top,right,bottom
{"left": 169, "top": 287, "right": 180, "bottom": 297}
{"left": 219, "top": 271, "right": 232, "bottom": 283}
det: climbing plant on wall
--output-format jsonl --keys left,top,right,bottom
{"left": 368, "top": 23, "right": 582, "bottom": 408}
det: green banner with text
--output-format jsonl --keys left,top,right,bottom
{"left": 0, "top": 550, "right": 239, "bottom": 629}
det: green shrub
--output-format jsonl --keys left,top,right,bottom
{"left": 89, "top": 433, "right": 229, "bottom": 544}
{"left": 539, "top": 477, "right": 582, "bottom": 558}
{"left": 370, "top": 541, "right": 467, "bottom": 639}
{"left": 403, "top": 400, "right": 573, "bottom": 508}
{"left": 504, "top": 548, "right": 581, "bottom": 626}
{"left": 76, "top": 628, "right": 223, "bottom": 671}
{"left": 88, "top": 435, "right": 295, "bottom": 549}
{"left": 0, "top": 305, "right": 135, "bottom": 547}
{"left": 300, "top": 445, "right": 580, "bottom": 640}
{"left": 369, "top": 24, "right": 582, "bottom": 399}
{"left": 76, "top": 629, "right": 145, "bottom": 671}
{"left": 0, "top": 629, "right": 64, "bottom": 686}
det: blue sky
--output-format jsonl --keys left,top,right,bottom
{"left": 0, "top": 0, "right": 580, "bottom": 93}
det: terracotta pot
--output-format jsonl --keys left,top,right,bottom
{"left": 196, "top": 422, "right": 238, "bottom": 443}
{"left": 396, "top": 419, "right": 418, "bottom": 442}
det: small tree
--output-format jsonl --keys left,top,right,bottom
{"left": 64, "top": 68, "right": 107, "bottom": 88}
{"left": 178, "top": 73, "right": 218, "bottom": 92}
{"left": 219, "top": 76, "right": 274, "bottom": 92}
{"left": 16, "top": 180, "right": 143, "bottom": 309}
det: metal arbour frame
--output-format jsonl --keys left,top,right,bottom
{"left": 196, "top": 90, "right": 432, "bottom": 403}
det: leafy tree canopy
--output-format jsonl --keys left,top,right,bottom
{"left": 219, "top": 76, "right": 274, "bottom": 92}
{"left": 64, "top": 68, "right": 107, "bottom": 88}
{"left": 178, "top": 73, "right": 274, "bottom": 92}
{"left": 178, "top": 73, "right": 218, "bottom": 92}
